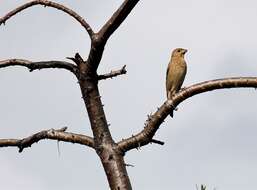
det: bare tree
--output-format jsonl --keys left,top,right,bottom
{"left": 0, "top": 1, "right": 257, "bottom": 190}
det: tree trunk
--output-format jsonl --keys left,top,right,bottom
{"left": 78, "top": 67, "right": 132, "bottom": 190}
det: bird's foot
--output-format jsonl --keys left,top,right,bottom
{"left": 180, "top": 87, "right": 187, "bottom": 91}
{"left": 169, "top": 103, "right": 179, "bottom": 117}
{"left": 169, "top": 103, "right": 178, "bottom": 111}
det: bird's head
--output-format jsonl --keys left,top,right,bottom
{"left": 171, "top": 48, "right": 188, "bottom": 58}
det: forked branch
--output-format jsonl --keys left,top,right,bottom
{"left": 0, "top": 59, "right": 77, "bottom": 74}
{"left": 87, "top": 0, "right": 140, "bottom": 71}
{"left": 118, "top": 77, "right": 257, "bottom": 152}
{"left": 0, "top": 127, "right": 94, "bottom": 152}
{"left": 0, "top": 0, "right": 94, "bottom": 38}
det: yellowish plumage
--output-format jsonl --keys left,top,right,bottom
{"left": 166, "top": 48, "right": 187, "bottom": 99}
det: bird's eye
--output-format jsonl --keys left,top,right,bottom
{"left": 177, "top": 49, "right": 181, "bottom": 52}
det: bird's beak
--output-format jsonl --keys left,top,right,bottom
{"left": 183, "top": 49, "right": 188, "bottom": 54}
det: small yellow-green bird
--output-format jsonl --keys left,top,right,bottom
{"left": 166, "top": 48, "right": 187, "bottom": 116}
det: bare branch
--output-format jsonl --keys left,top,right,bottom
{"left": 99, "top": 0, "right": 140, "bottom": 42}
{"left": 0, "top": 59, "right": 77, "bottom": 74}
{"left": 118, "top": 77, "right": 257, "bottom": 152}
{"left": 0, "top": 0, "right": 94, "bottom": 38}
{"left": 0, "top": 127, "right": 94, "bottom": 152}
{"left": 98, "top": 65, "right": 127, "bottom": 80}
{"left": 87, "top": 0, "right": 140, "bottom": 71}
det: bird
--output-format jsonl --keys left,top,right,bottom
{"left": 166, "top": 48, "right": 187, "bottom": 117}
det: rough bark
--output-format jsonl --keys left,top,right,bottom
{"left": 74, "top": 54, "right": 132, "bottom": 189}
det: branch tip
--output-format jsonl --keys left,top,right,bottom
{"left": 18, "top": 145, "right": 23, "bottom": 153}
{"left": 59, "top": 126, "right": 68, "bottom": 132}
{"left": 98, "top": 65, "right": 127, "bottom": 80}
{"left": 125, "top": 163, "right": 135, "bottom": 167}
{"left": 67, "top": 53, "right": 84, "bottom": 66}
{"left": 121, "top": 65, "right": 127, "bottom": 72}
{"left": 150, "top": 139, "right": 165, "bottom": 145}
{"left": 66, "top": 57, "right": 76, "bottom": 62}
{"left": 0, "top": 20, "right": 5, "bottom": 26}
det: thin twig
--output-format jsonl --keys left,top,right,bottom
{"left": 125, "top": 163, "right": 135, "bottom": 167}
{"left": 66, "top": 53, "right": 85, "bottom": 67}
{"left": 150, "top": 139, "right": 165, "bottom": 145}
{"left": 98, "top": 65, "right": 127, "bottom": 80}
{"left": 0, "top": 0, "right": 94, "bottom": 38}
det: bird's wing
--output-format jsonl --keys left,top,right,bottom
{"left": 166, "top": 63, "right": 173, "bottom": 98}
{"left": 176, "top": 63, "right": 187, "bottom": 90}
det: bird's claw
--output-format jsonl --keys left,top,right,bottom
{"left": 180, "top": 87, "right": 187, "bottom": 91}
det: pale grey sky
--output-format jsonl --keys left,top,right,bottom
{"left": 0, "top": 1, "right": 257, "bottom": 190}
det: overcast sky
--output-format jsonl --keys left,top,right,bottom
{"left": 0, "top": 1, "right": 257, "bottom": 190}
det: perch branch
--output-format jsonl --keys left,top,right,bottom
{"left": 118, "top": 77, "right": 257, "bottom": 152}
{"left": 0, "top": 0, "right": 94, "bottom": 38}
{"left": 98, "top": 65, "right": 127, "bottom": 80}
{"left": 0, "top": 59, "right": 77, "bottom": 74}
{"left": 0, "top": 127, "right": 94, "bottom": 152}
